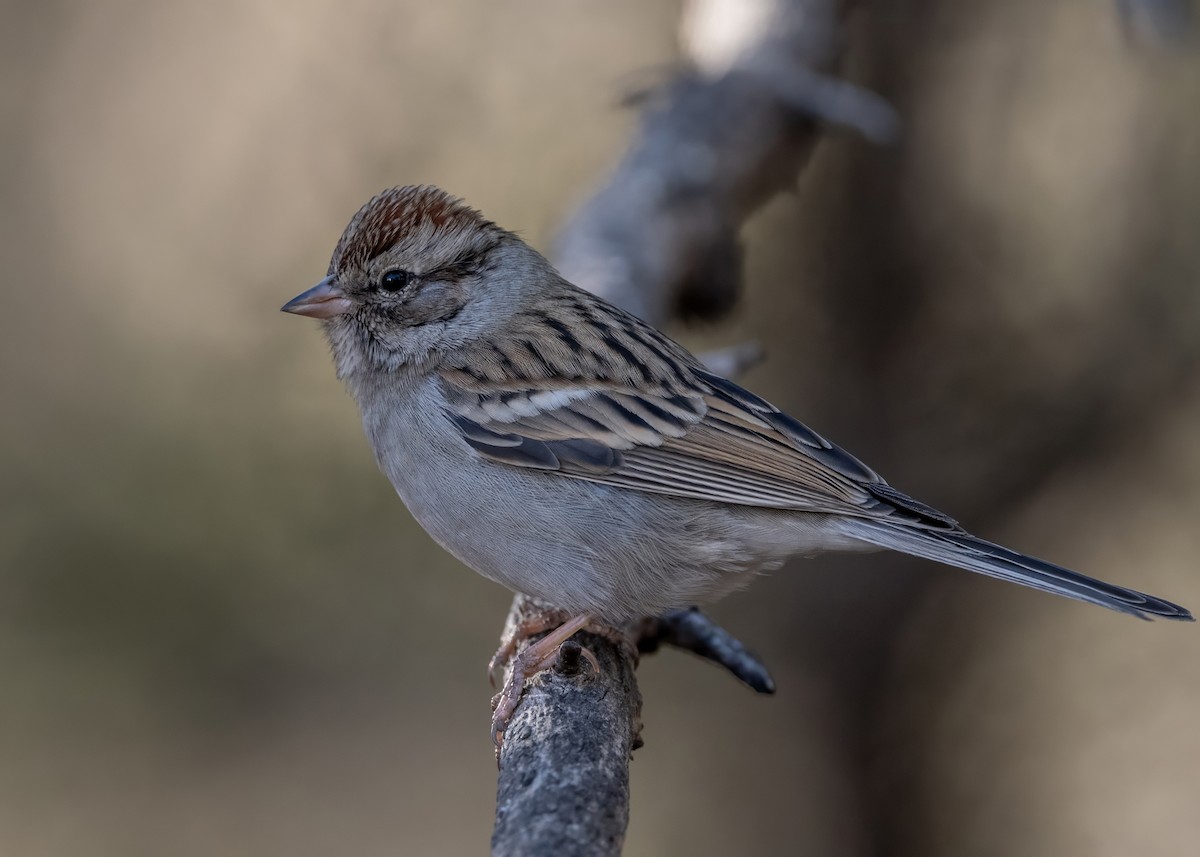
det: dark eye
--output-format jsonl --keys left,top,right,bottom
{"left": 379, "top": 269, "right": 414, "bottom": 292}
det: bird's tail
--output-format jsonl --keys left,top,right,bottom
{"left": 842, "top": 519, "right": 1193, "bottom": 621}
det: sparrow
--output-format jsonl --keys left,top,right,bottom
{"left": 282, "top": 185, "right": 1193, "bottom": 744}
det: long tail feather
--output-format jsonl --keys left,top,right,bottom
{"left": 844, "top": 520, "right": 1193, "bottom": 621}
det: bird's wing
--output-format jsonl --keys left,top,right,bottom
{"left": 437, "top": 292, "right": 959, "bottom": 528}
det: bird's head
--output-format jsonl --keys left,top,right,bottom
{"left": 282, "top": 185, "right": 537, "bottom": 376}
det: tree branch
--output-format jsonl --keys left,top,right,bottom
{"left": 491, "top": 1, "right": 891, "bottom": 853}
{"left": 637, "top": 608, "right": 777, "bottom": 695}
{"left": 492, "top": 616, "right": 642, "bottom": 857}
{"left": 491, "top": 602, "right": 776, "bottom": 857}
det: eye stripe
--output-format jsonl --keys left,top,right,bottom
{"left": 436, "top": 245, "right": 491, "bottom": 278}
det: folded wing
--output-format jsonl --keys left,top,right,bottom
{"left": 438, "top": 293, "right": 958, "bottom": 529}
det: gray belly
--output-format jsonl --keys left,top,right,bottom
{"left": 358, "top": 376, "right": 859, "bottom": 621}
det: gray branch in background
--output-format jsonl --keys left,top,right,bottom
{"left": 491, "top": 1, "right": 894, "bottom": 854}
{"left": 1116, "top": 0, "right": 1194, "bottom": 47}
{"left": 553, "top": 0, "right": 896, "bottom": 328}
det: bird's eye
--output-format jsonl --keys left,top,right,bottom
{"left": 379, "top": 269, "right": 414, "bottom": 292}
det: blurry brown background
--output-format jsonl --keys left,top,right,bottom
{"left": 2, "top": 1, "right": 1199, "bottom": 854}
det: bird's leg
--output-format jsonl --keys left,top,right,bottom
{"left": 487, "top": 613, "right": 563, "bottom": 688}
{"left": 490, "top": 613, "right": 598, "bottom": 751}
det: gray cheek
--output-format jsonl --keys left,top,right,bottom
{"left": 398, "top": 281, "right": 468, "bottom": 327}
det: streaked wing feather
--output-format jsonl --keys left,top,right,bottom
{"left": 438, "top": 287, "right": 958, "bottom": 526}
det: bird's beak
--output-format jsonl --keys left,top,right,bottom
{"left": 280, "top": 276, "right": 352, "bottom": 319}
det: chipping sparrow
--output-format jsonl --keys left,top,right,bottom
{"left": 283, "top": 186, "right": 1192, "bottom": 742}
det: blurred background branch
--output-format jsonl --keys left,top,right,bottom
{"left": 554, "top": 0, "right": 897, "bottom": 327}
